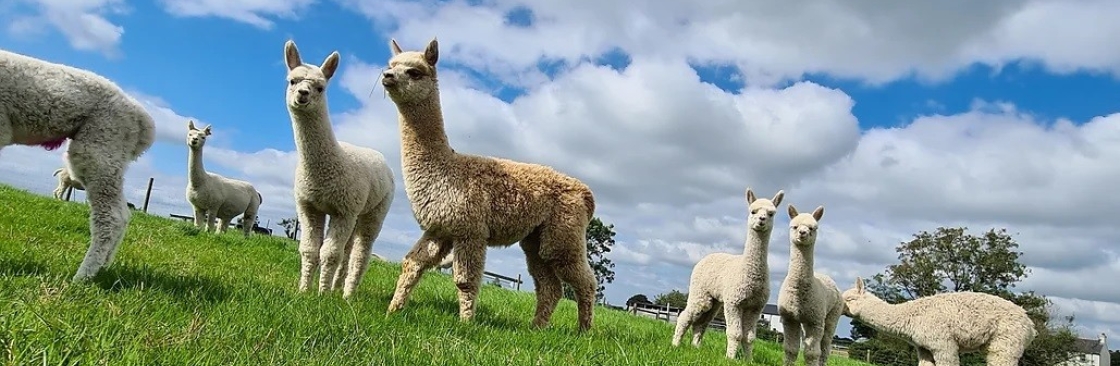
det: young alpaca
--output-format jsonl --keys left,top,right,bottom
{"left": 777, "top": 204, "right": 845, "bottom": 366}
{"left": 842, "top": 278, "right": 1037, "bottom": 366}
{"left": 53, "top": 165, "right": 85, "bottom": 200}
{"left": 381, "top": 39, "right": 599, "bottom": 332}
{"left": 283, "top": 40, "right": 396, "bottom": 299}
{"left": 672, "top": 188, "right": 784, "bottom": 359}
{"left": 0, "top": 48, "right": 155, "bottom": 281}
{"left": 184, "top": 120, "right": 263, "bottom": 237}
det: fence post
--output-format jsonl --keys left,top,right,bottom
{"left": 515, "top": 274, "right": 521, "bottom": 291}
{"left": 142, "top": 177, "right": 154, "bottom": 213}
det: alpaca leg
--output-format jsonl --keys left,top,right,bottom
{"left": 723, "top": 306, "right": 745, "bottom": 359}
{"left": 217, "top": 217, "right": 232, "bottom": 234}
{"left": 740, "top": 307, "right": 765, "bottom": 361}
{"left": 296, "top": 206, "right": 326, "bottom": 293}
{"left": 341, "top": 204, "right": 390, "bottom": 299}
{"left": 931, "top": 344, "right": 961, "bottom": 366}
{"left": 192, "top": 207, "right": 206, "bottom": 229}
{"left": 782, "top": 318, "right": 804, "bottom": 366}
{"left": 241, "top": 212, "right": 256, "bottom": 237}
{"left": 66, "top": 141, "right": 130, "bottom": 281}
{"left": 451, "top": 239, "right": 488, "bottom": 322}
{"left": 917, "top": 347, "right": 935, "bottom": 366}
{"left": 388, "top": 232, "right": 452, "bottom": 313}
{"left": 801, "top": 324, "right": 825, "bottom": 366}
{"left": 317, "top": 214, "right": 358, "bottom": 293}
{"left": 672, "top": 294, "right": 711, "bottom": 347}
{"left": 691, "top": 304, "right": 720, "bottom": 347}
{"left": 984, "top": 351, "right": 1021, "bottom": 366}
{"left": 819, "top": 315, "right": 840, "bottom": 366}
{"left": 520, "top": 234, "right": 563, "bottom": 329}
{"left": 331, "top": 234, "right": 353, "bottom": 291}
{"left": 539, "top": 220, "right": 597, "bottom": 332}
{"left": 205, "top": 211, "right": 217, "bottom": 233}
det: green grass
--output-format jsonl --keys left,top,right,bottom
{"left": 0, "top": 184, "right": 873, "bottom": 366}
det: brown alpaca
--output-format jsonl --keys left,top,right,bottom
{"left": 381, "top": 38, "right": 599, "bottom": 332}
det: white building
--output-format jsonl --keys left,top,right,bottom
{"left": 1063, "top": 333, "right": 1109, "bottom": 366}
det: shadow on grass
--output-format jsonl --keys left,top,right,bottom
{"left": 0, "top": 256, "right": 52, "bottom": 277}
{"left": 93, "top": 264, "right": 231, "bottom": 303}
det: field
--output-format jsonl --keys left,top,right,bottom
{"left": 0, "top": 184, "right": 873, "bottom": 366}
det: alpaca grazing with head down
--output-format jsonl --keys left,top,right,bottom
{"left": 0, "top": 48, "right": 155, "bottom": 281}
{"left": 381, "top": 38, "right": 600, "bottom": 332}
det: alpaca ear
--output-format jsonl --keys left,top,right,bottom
{"left": 321, "top": 51, "right": 340, "bottom": 80}
{"left": 771, "top": 190, "right": 785, "bottom": 206}
{"left": 746, "top": 188, "right": 757, "bottom": 204}
{"left": 202, "top": 125, "right": 212, "bottom": 136}
{"left": 187, "top": 119, "right": 196, "bottom": 130}
{"left": 787, "top": 204, "right": 798, "bottom": 219}
{"left": 284, "top": 40, "right": 302, "bottom": 70}
{"left": 424, "top": 37, "right": 439, "bottom": 66}
{"left": 390, "top": 39, "right": 404, "bottom": 56}
{"left": 812, "top": 205, "right": 824, "bottom": 221}
{"left": 855, "top": 277, "right": 865, "bottom": 293}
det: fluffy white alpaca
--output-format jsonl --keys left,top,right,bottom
{"left": 672, "top": 188, "right": 784, "bottom": 359}
{"left": 777, "top": 204, "right": 845, "bottom": 366}
{"left": 0, "top": 48, "right": 155, "bottom": 281}
{"left": 53, "top": 165, "right": 85, "bottom": 200}
{"left": 284, "top": 40, "right": 396, "bottom": 299}
{"left": 184, "top": 120, "right": 263, "bottom": 237}
{"left": 842, "top": 277, "right": 1037, "bottom": 366}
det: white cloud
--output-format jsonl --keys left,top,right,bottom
{"left": 346, "top": 0, "right": 1120, "bottom": 87}
{"left": 5, "top": 0, "right": 128, "bottom": 57}
{"left": 157, "top": 0, "right": 317, "bottom": 29}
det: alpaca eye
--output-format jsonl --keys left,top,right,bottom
{"left": 406, "top": 69, "right": 422, "bottom": 78}
{"left": 289, "top": 79, "right": 297, "bottom": 85}
{"left": 316, "top": 87, "right": 324, "bottom": 92}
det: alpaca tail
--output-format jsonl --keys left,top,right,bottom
{"left": 257, "top": 191, "right": 263, "bottom": 205}
{"left": 53, "top": 168, "right": 63, "bottom": 177}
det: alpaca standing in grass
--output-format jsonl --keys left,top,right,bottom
{"left": 777, "top": 204, "right": 844, "bottom": 366}
{"left": 842, "top": 277, "right": 1037, "bottom": 366}
{"left": 0, "top": 48, "right": 155, "bottom": 281}
{"left": 52, "top": 165, "right": 85, "bottom": 200}
{"left": 672, "top": 188, "right": 784, "bottom": 359}
{"left": 283, "top": 40, "right": 396, "bottom": 299}
{"left": 381, "top": 39, "right": 599, "bottom": 332}
{"left": 184, "top": 120, "right": 263, "bottom": 237}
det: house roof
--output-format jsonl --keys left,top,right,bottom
{"left": 1072, "top": 338, "right": 1103, "bottom": 354}
{"left": 763, "top": 304, "right": 779, "bottom": 316}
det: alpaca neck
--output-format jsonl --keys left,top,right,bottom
{"left": 397, "top": 92, "right": 454, "bottom": 163}
{"left": 187, "top": 147, "right": 208, "bottom": 186}
{"left": 786, "top": 243, "right": 817, "bottom": 288}
{"left": 290, "top": 104, "right": 344, "bottom": 169}
{"left": 858, "top": 298, "right": 909, "bottom": 335}
{"left": 742, "top": 228, "right": 773, "bottom": 269}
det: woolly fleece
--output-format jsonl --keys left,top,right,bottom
{"left": 0, "top": 48, "right": 155, "bottom": 281}
{"left": 777, "top": 204, "right": 845, "bottom": 366}
{"left": 381, "top": 38, "right": 599, "bottom": 332}
{"left": 842, "top": 277, "right": 1038, "bottom": 366}
{"left": 672, "top": 188, "right": 784, "bottom": 359}
{"left": 184, "top": 120, "right": 263, "bottom": 237}
{"left": 284, "top": 40, "right": 396, "bottom": 299}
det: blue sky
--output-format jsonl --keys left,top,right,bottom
{"left": 3, "top": 0, "right": 1120, "bottom": 342}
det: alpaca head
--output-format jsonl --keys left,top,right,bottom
{"left": 745, "top": 188, "right": 784, "bottom": 232}
{"left": 186, "top": 120, "right": 211, "bottom": 149}
{"left": 841, "top": 276, "right": 879, "bottom": 317}
{"left": 382, "top": 38, "right": 440, "bottom": 105}
{"left": 787, "top": 204, "right": 824, "bottom": 247}
{"left": 283, "top": 39, "right": 340, "bottom": 111}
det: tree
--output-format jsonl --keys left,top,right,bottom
{"left": 278, "top": 217, "right": 298, "bottom": 240}
{"left": 625, "top": 294, "right": 651, "bottom": 307}
{"left": 1110, "top": 350, "right": 1119, "bottom": 366}
{"left": 653, "top": 289, "right": 688, "bottom": 309}
{"left": 853, "top": 226, "right": 1078, "bottom": 366}
{"left": 563, "top": 217, "right": 617, "bottom": 301}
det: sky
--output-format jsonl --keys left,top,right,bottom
{"left": 2, "top": 0, "right": 1119, "bottom": 344}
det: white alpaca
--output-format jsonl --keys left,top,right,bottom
{"left": 672, "top": 188, "right": 785, "bottom": 359}
{"left": 842, "top": 277, "right": 1037, "bottom": 366}
{"left": 283, "top": 40, "right": 396, "bottom": 299}
{"left": 53, "top": 165, "right": 85, "bottom": 200}
{"left": 0, "top": 49, "right": 155, "bottom": 281}
{"left": 777, "top": 204, "right": 844, "bottom": 366}
{"left": 184, "top": 120, "right": 263, "bottom": 237}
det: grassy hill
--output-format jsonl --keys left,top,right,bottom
{"left": 0, "top": 184, "right": 872, "bottom": 366}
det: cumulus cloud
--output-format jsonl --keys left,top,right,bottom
{"left": 4, "top": 0, "right": 128, "bottom": 57}
{"left": 157, "top": 0, "right": 317, "bottom": 29}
